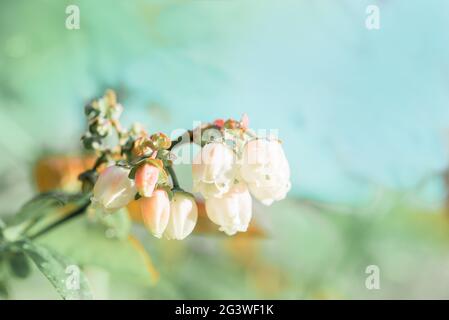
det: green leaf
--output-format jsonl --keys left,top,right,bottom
{"left": 0, "top": 218, "right": 5, "bottom": 240}
{"left": 10, "top": 192, "right": 87, "bottom": 227}
{"left": 157, "top": 168, "right": 170, "bottom": 185}
{"left": 8, "top": 252, "right": 31, "bottom": 279}
{"left": 37, "top": 215, "right": 157, "bottom": 286}
{"left": 5, "top": 192, "right": 91, "bottom": 242}
{"left": 0, "top": 257, "right": 9, "bottom": 298}
{"left": 128, "top": 165, "right": 137, "bottom": 180}
{"left": 19, "top": 240, "right": 93, "bottom": 300}
{"left": 0, "top": 281, "right": 8, "bottom": 299}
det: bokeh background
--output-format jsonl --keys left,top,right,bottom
{"left": 1, "top": 0, "right": 449, "bottom": 299}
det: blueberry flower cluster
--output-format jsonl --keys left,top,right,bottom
{"left": 84, "top": 91, "right": 290, "bottom": 239}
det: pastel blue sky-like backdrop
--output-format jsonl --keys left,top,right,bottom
{"left": 0, "top": 0, "right": 448, "bottom": 205}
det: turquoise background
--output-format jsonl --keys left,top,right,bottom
{"left": 1, "top": 0, "right": 449, "bottom": 300}
{"left": 1, "top": 0, "right": 448, "bottom": 206}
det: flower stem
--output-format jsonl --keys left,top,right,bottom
{"left": 167, "top": 165, "right": 180, "bottom": 189}
{"left": 28, "top": 199, "right": 91, "bottom": 240}
{"left": 168, "top": 130, "right": 193, "bottom": 151}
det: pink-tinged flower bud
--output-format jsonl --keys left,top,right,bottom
{"left": 140, "top": 189, "right": 170, "bottom": 238}
{"left": 92, "top": 165, "right": 136, "bottom": 213}
{"left": 213, "top": 118, "right": 225, "bottom": 128}
{"left": 135, "top": 164, "right": 160, "bottom": 197}
{"left": 164, "top": 192, "right": 198, "bottom": 240}
{"left": 240, "top": 113, "right": 249, "bottom": 130}
{"left": 205, "top": 183, "right": 252, "bottom": 236}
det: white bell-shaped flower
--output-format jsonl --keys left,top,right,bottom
{"left": 164, "top": 192, "right": 198, "bottom": 240}
{"left": 92, "top": 165, "right": 136, "bottom": 213}
{"left": 240, "top": 139, "right": 291, "bottom": 206}
{"left": 205, "top": 183, "right": 252, "bottom": 236}
{"left": 140, "top": 189, "right": 170, "bottom": 238}
{"left": 192, "top": 142, "right": 237, "bottom": 199}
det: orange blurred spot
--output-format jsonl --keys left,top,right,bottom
{"left": 34, "top": 155, "right": 95, "bottom": 193}
{"left": 127, "top": 235, "right": 159, "bottom": 284}
{"left": 250, "top": 265, "right": 286, "bottom": 297}
{"left": 127, "top": 200, "right": 143, "bottom": 223}
{"left": 223, "top": 236, "right": 259, "bottom": 267}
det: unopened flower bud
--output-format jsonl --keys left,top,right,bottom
{"left": 91, "top": 165, "right": 136, "bottom": 213}
{"left": 135, "top": 163, "right": 160, "bottom": 197}
{"left": 164, "top": 192, "right": 198, "bottom": 240}
{"left": 150, "top": 132, "right": 171, "bottom": 150}
{"left": 140, "top": 189, "right": 170, "bottom": 238}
